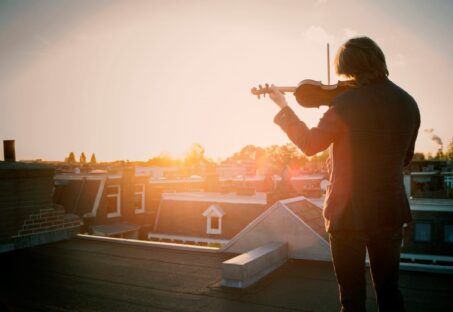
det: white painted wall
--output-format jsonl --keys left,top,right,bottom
{"left": 224, "top": 204, "right": 331, "bottom": 262}
{"left": 404, "top": 174, "right": 411, "bottom": 197}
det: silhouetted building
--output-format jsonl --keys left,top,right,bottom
{"left": 0, "top": 161, "right": 80, "bottom": 253}
{"left": 53, "top": 167, "right": 153, "bottom": 239}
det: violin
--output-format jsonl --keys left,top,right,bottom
{"left": 251, "top": 79, "right": 354, "bottom": 108}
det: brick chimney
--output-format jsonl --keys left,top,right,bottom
{"left": 0, "top": 161, "right": 80, "bottom": 253}
{"left": 3, "top": 140, "right": 16, "bottom": 162}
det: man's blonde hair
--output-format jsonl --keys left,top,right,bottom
{"left": 335, "top": 37, "right": 389, "bottom": 86}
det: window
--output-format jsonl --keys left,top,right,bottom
{"left": 414, "top": 223, "right": 431, "bottom": 242}
{"left": 202, "top": 205, "right": 225, "bottom": 235}
{"left": 444, "top": 225, "right": 453, "bottom": 243}
{"left": 210, "top": 216, "right": 220, "bottom": 230}
{"left": 134, "top": 184, "right": 145, "bottom": 214}
{"left": 106, "top": 185, "right": 121, "bottom": 218}
{"left": 207, "top": 215, "right": 221, "bottom": 234}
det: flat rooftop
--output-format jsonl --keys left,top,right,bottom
{"left": 409, "top": 198, "right": 453, "bottom": 212}
{"left": 1, "top": 238, "right": 452, "bottom": 311}
{"left": 162, "top": 192, "right": 268, "bottom": 205}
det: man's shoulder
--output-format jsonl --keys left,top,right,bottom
{"left": 333, "top": 78, "right": 417, "bottom": 108}
{"left": 330, "top": 87, "right": 357, "bottom": 111}
{"left": 385, "top": 80, "right": 419, "bottom": 115}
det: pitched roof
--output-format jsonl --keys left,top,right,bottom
{"left": 285, "top": 198, "right": 328, "bottom": 241}
{"left": 53, "top": 178, "right": 104, "bottom": 217}
{"left": 152, "top": 194, "right": 268, "bottom": 240}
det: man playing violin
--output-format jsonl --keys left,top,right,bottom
{"left": 266, "top": 37, "right": 420, "bottom": 311}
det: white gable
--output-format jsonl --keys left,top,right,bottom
{"left": 202, "top": 204, "right": 225, "bottom": 217}
{"left": 222, "top": 199, "right": 331, "bottom": 262}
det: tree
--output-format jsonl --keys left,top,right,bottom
{"left": 446, "top": 138, "right": 453, "bottom": 160}
{"left": 90, "top": 153, "right": 97, "bottom": 165}
{"left": 434, "top": 148, "right": 445, "bottom": 160}
{"left": 264, "top": 143, "right": 307, "bottom": 172}
{"left": 184, "top": 143, "right": 205, "bottom": 167}
{"left": 80, "top": 152, "right": 86, "bottom": 165}
{"left": 229, "top": 145, "right": 265, "bottom": 162}
{"left": 67, "top": 152, "right": 76, "bottom": 165}
{"left": 147, "top": 153, "right": 182, "bottom": 167}
{"left": 412, "top": 153, "right": 425, "bottom": 161}
{"left": 224, "top": 143, "right": 310, "bottom": 174}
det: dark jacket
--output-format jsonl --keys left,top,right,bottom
{"left": 274, "top": 78, "right": 420, "bottom": 232}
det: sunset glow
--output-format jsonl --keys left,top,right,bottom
{"left": 1, "top": 0, "right": 452, "bottom": 161}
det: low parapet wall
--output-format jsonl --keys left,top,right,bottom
{"left": 221, "top": 242, "right": 288, "bottom": 288}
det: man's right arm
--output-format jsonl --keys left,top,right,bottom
{"left": 274, "top": 106, "right": 343, "bottom": 156}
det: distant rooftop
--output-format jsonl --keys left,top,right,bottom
{"left": 409, "top": 198, "right": 453, "bottom": 212}
{"left": 55, "top": 173, "right": 122, "bottom": 180}
{"left": 149, "top": 177, "right": 204, "bottom": 183}
{"left": 0, "top": 161, "right": 52, "bottom": 170}
{"left": 1, "top": 237, "right": 451, "bottom": 311}
{"left": 409, "top": 198, "right": 453, "bottom": 205}
{"left": 148, "top": 174, "right": 326, "bottom": 183}
{"left": 162, "top": 191, "right": 268, "bottom": 205}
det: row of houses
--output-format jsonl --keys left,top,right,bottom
{"left": 53, "top": 167, "right": 326, "bottom": 240}
{"left": 53, "top": 166, "right": 453, "bottom": 262}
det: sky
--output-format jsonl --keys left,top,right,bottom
{"left": 1, "top": 0, "right": 452, "bottom": 162}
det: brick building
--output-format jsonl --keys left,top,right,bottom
{"left": 53, "top": 167, "right": 153, "bottom": 239}
{"left": 401, "top": 199, "right": 453, "bottom": 259}
{"left": 0, "top": 161, "right": 80, "bottom": 253}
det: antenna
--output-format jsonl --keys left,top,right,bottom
{"left": 327, "top": 43, "right": 330, "bottom": 85}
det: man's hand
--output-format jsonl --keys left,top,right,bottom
{"left": 268, "top": 84, "right": 288, "bottom": 109}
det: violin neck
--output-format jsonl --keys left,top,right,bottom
{"left": 250, "top": 85, "right": 297, "bottom": 97}
{"left": 275, "top": 86, "right": 296, "bottom": 93}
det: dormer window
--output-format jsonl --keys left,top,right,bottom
{"left": 202, "top": 205, "right": 225, "bottom": 235}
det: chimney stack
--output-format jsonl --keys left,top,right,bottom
{"left": 3, "top": 140, "right": 16, "bottom": 162}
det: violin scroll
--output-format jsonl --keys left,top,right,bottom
{"left": 251, "top": 83, "right": 271, "bottom": 99}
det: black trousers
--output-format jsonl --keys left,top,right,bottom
{"left": 329, "top": 227, "right": 405, "bottom": 312}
